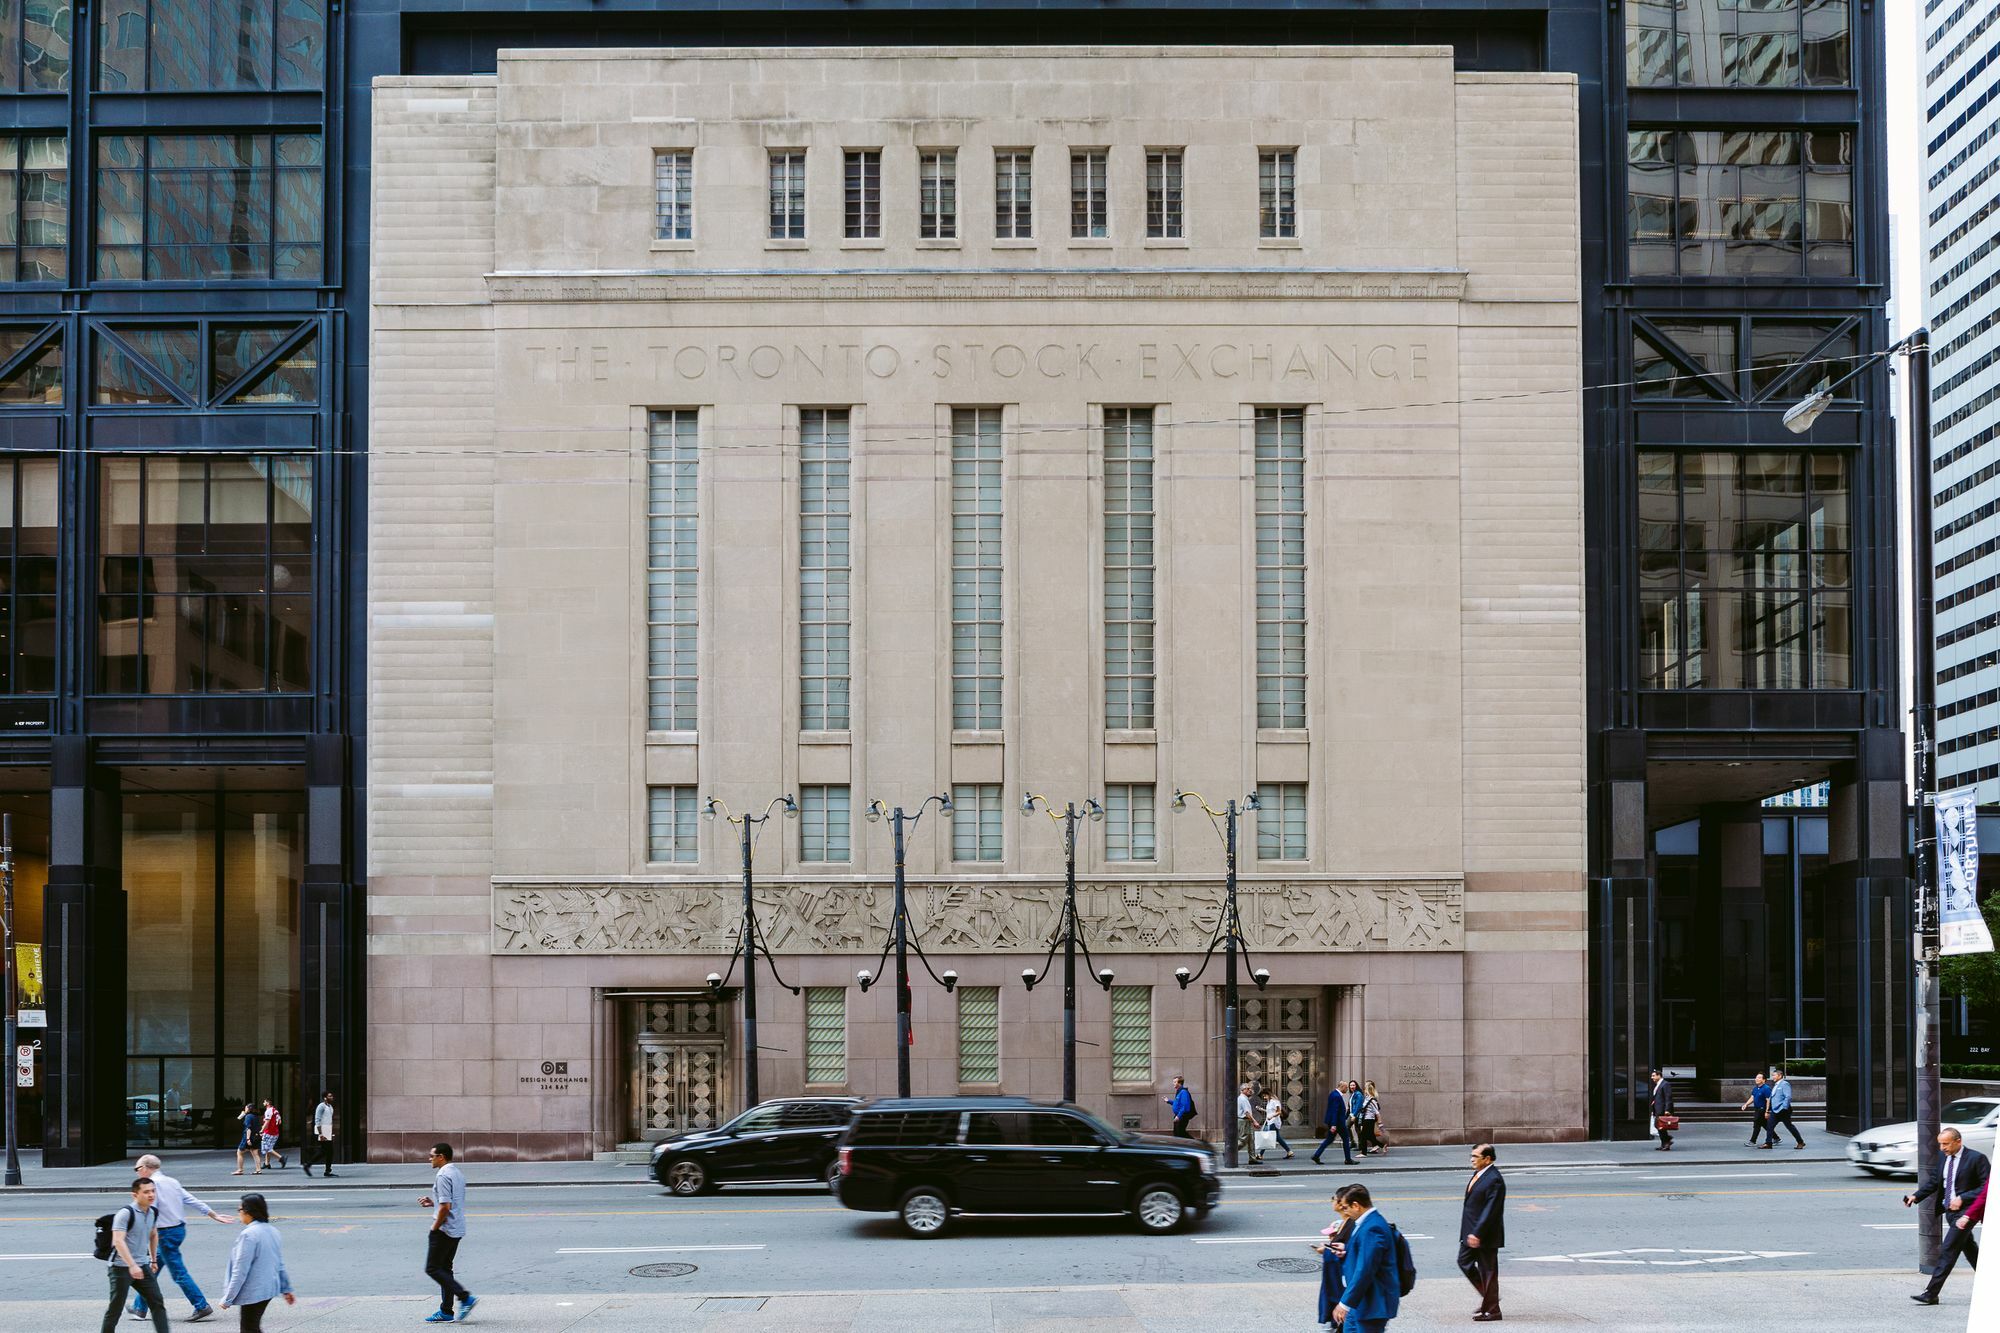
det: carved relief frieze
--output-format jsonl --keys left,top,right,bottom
{"left": 490, "top": 878, "right": 1463, "bottom": 955}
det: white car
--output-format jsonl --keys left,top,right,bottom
{"left": 1846, "top": 1097, "right": 2000, "bottom": 1177}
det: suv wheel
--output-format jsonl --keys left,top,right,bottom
{"left": 823, "top": 1158, "right": 842, "bottom": 1188}
{"left": 663, "top": 1159, "right": 711, "bottom": 1196}
{"left": 1132, "top": 1183, "right": 1186, "bottom": 1234}
{"left": 898, "top": 1186, "right": 951, "bottom": 1237}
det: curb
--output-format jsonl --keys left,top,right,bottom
{"left": 0, "top": 1175, "right": 659, "bottom": 1195}
{"left": 1217, "top": 1154, "right": 1852, "bottom": 1177}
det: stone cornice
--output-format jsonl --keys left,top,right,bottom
{"left": 491, "top": 877, "right": 1465, "bottom": 956}
{"left": 484, "top": 268, "right": 1469, "bottom": 305}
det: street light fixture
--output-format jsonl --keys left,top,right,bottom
{"left": 858, "top": 793, "right": 957, "bottom": 1097}
{"left": 1169, "top": 788, "right": 1269, "bottom": 1169}
{"left": 702, "top": 795, "right": 800, "bottom": 1113}
{"left": 1019, "top": 793, "right": 1113, "bottom": 1103}
{"left": 1784, "top": 328, "right": 1936, "bottom": 1270}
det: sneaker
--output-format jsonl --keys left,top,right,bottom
{"left": 190, "top": 1309, "right": 216, "bottom": 1322}
{"left": 425, "top": 1313, "right": 458, "bottom": 1324}
{"left": 456, "top": 1294, "right": 478, "bottom": 1322}
{"left": 127, "top": 1312, "right": 148, "bottom": 1322}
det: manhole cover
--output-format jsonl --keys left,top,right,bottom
{"left": 1258, "top": 1256, "right": 1321, "bottom": 1274}
{"left": 629, "top": 1262, "right": 698, "bottom": 1278}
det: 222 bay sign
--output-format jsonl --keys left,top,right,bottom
{"left": 364, "top": 45, "right": 1587, "bottom": 1160}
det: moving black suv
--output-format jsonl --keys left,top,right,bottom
{"left": 651, "top": 1097, "right": 860, "bottom": 1195}
{"left": 832, "top": 1096, "right": 1221, "bottom": 1236}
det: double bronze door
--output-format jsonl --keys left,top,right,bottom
{"left": 1241, "top": 1041, "right": 1319, "bottom": 1136}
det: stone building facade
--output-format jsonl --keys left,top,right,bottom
{"left": 366, "top": 45, "right": 1586, "bottom": 1159}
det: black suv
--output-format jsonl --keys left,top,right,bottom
{"left": 651, "top": 1097, "right": 860, "bottom": 1195}
{"left": 832, "top": 1096, "right": 1221, "bottom": 1237}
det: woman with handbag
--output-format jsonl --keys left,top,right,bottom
{"left": 1359, "top": 1082, "right": 1384, "bottom": 1155}
{"left": 1264, "top": 1090, "right": 1296, "bottom": 1160}
{"left": 1648, "top": 1070, "right": 1677, "bottom": 1150}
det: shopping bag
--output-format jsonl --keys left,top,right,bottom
{"left": 1254, "top": 1129, "right": 1279, "bottom": 1154}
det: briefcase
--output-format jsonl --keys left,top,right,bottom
{"left": 1655, "top": 1114, "right": 1680, "bottom": 1132}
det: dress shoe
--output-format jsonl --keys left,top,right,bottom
{"left": 1474, "top": 1313, "right": 1503, "bottom": 1322}
{"left": 1912, "top": 1293, "right": 1940, "bottom": 1305}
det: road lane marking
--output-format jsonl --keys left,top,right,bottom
{"left": 1862, "top": 1224, "right": 1916, "bottom": 1230}
{"left": 1194, "top": 1234, "right": 1433, "bottom": 1243}
{"left": 1636, "top": 1172, "right": 1796, "bottom": 1180}
{"left": 1522, "top": 1248, "right": 1812, "bottom": 1266}
{"left": 557, "top": 1244, "right": 767, "bottom": 1254}
{"left": 0, "top": 1252, "right": 92, "bottom": 1260}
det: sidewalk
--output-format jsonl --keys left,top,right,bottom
{"left": 1, "top": 1120, "right": 1847, "bottom": 1194}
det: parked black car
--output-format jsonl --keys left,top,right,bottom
{"left": 651, "top": 1097, "right": 860, "bottom": 1195}
{"left": 833, "top": 1096, "right": 1221, "bottom": 1237}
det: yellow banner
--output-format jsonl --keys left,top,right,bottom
{"left": 14, "top": 944, "right": 41, "bottom": 1006}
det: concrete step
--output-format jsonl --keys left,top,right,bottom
{"left": 1674, "top": 1101, "right": 1825, "bottom": 1125}
{"left": 592, "top": 1145, "right": 653, "bottom": 1165}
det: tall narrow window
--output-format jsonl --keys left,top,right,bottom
{"left": 0, "top": 135, "right": 66, "bottom": 282}
{"left": 1256, "top": 783, "right": 1308, "bottom": 861}
{"left": 798, "top": 785, "right": 851, "bottom": 864}
{"left": 1146, "top": 149, "right": 1184, "bottom": 239}
{"left": 800, "top": 408, "right": 851, "bottom": 730}
{"left": 844, "top": 149, "right": 880, "bottom": 239}
{"left": 1071, "top": 149, "right": 1109, "bottom": 238}
{"left": 1259, "top": 149, "right": 1297, "bottom": 239}
{"left": 647, "top": 410, "right": 699, "bottom": 731}
{"left": 0, "top": 456, "right": 56, "bottom": 693}
{"left": 995, "top": 151, "right": 1033, "bottom": 239}
{"left": 648, "top": 786, "right": 699, "bottom": 863}
{"left": 1255, "top": 408, "right": 1307, "bottom": 728}
{"left": 957, "top": 986, "right": 1001, "bottom": 1084}
{"left": 951, "top": 783, "right": 1004, "bottom": 862}
{"left": 654, "top": 149, "right": 693, "bottom": 241}
{"left": 1105, "top": 784, "right": 1156, "bottom": 862}
{"left": 1110, "top": 985, "right": 1153, "bottom": 1083}
{"left": 1104, "top": 407, "right": 1155, "bottom": 729}
{"left": 952, "top": 408, "right": 1003, "bottom": 729}
{"left": 804, "top": 987, "right": 847, "bottom": 1085}
{"left": 768, "top": 150, "right": 806, "bottom": 240}
{"left": 920, "top": 150, "right": 957, "bottom": 240}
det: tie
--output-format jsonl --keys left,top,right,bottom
{"left": 1946, "top": 1154, "right": 1957, "bottom": 1208}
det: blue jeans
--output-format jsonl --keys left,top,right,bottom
{"left": 129, "top": 1224, "right": 205, "bottom": 1314}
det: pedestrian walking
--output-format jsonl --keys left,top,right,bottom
{"left": 1328, "top": 1183, "right": 1402, "bottom": 1333}
{"left": 218, "top": 1194, "right": 294, "bottom": 1332}
{"left": 1347, "top": 1080, "right": 1365, "bottom": 1131}
{"left": 1265, "top": 1089, "right": 1296, "bottom": 1159}
{"left": 1359, "top": 1081, "right": 1384, "bottom": 1155}
{"left": 1238, "top": 1082, "right": 1263, "bottom": 1164}
{"left": 256, "top": 1100, "right": 286, "bottom": 1172}
{"left": 1904, "top": 1126, "right": 1989, "bottom": 1305}
{"left": 1741, "top": 1071, "right": 1771, "bottom": 1147}
{"left": 304, "top": 1093, "right": 339, "bottom": 1177}
{"left": 1648, "top": 1069, "right": 1676, "bottom": 1151}
{"left": 1312, "top": 1081, "right": 1356, "bottom": 1166}
{"left": 419, "top": 1141, "right": 478, "bottom": 1324}
{"left": 1314, "top": 1187, "right": 1356, "bottom": 1328}
{"left": 1166, "top": 1076, "right": 1197, "bottom": 1138}
{"left": 1760, "top": 1067, "right": 1806, "bottom": 1149}
{"left": 1457, "top": 1143, "right": 1506, "bottom": 1322}
{"left": 232, "top": 1105, "right": 258, "bottom": 1176}
{"left": 102, "top": 1177, "right": 168, "bottom": 1333}
{"left": 126, "top": 1154, "right": 230, "bottom": 1323}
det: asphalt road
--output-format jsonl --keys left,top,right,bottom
{"left": 0, "top": 1154, "right": 1933, "bottom": 1307}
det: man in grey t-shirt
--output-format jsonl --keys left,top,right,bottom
{"left": 418, "top": 1142, "right": 476, "bottom": 1323}
{"left": 103, "top": 1177, "right": 168, "bottom": 1333}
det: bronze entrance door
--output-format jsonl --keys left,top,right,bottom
{"left": 1238, "top": 992, "right": 1322, "bottom": 1137}
{"left": 626, "top": 999, "right": 727, "bottom": 1142}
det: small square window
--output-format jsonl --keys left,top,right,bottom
{"left": 648, "top": 786, "right": 699, "bottom": 862}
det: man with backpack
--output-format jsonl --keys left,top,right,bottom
{"left": 1329, "top": 1182, "right": 1409, "bottom": 1332}
{"left": 126, "top": 1153, "right": 230, "bottom": 1323}
{"left": 99, "top": 1177, "right": 169, "bottom": 1333}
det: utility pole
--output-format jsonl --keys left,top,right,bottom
{"left": 860, "top": 795, "right": 958, "bottom": 1097}
{"left": 1906, "top": 330, "right": 1943, "bottom": 1275}
{"left": 1020, "top": 795, "right": 1113, "bottom": 1103}
{"left": 2, "top": 813, "right": 17, "bottom": 1187}
{"left": 702, "top": 796, "right": 800, "bottom": 1115}
{"left": 1170, "top": 791, "right": 1270, "bottom": 1169}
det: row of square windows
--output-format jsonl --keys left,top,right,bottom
{"left": 645, "top": 783, "right": 1311, "bottom": 865}
{"left": 655, "top": 147, "right": 1294, "bottom": 243}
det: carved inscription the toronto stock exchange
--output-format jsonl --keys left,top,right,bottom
{"left": 490, "top": 879, "right": 1464, "bottom": 956}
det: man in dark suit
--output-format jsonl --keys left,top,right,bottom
{"left": 1313, "top": 1082, "right": 1356, "bottom": 1165}
{"left": 1648, "top": 1070, "right": 1675, "bottom": 1151}
{"left": 1459, "top": 1143, "right": 1506, "bottom": 1322}
{"left": 1904, "top": 1127, "right": 1990, "bottom": 1305}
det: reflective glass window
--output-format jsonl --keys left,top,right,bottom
{"left": 97, "top": 0, "right": 325, "bottom": 91}
{"left": 1626, "top": 0, "right": 1849, "bottom": 88}
{"left": 0, "top": 456, "right": 57, "bottom": 694}
{"left": 0, "top": 134, "right": 67, "bottom": 283}
{"left": 0, "top": 0, "right": 74, "bottom": 91}
{"left": 1627, "top": 128, "right": 1852, "bottom": 278}
{"left": 95, "top": 133, "right": 324, "bottom": 282}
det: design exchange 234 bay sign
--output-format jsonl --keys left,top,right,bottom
{"left": 492, "top": 879, "right": 1464, "bottom": 956}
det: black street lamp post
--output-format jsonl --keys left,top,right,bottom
{"left": 859, "top": 794, "right": 958, "bottom": 1097}
{"left": 703, "top": 795, "right": 801, "bottom": 1113}
{"left": 1019, "top": 794, "right": 1113, "bottom": 1104}
{"left": 1169, "top": 789, "right": 1269, "bottom": 1169}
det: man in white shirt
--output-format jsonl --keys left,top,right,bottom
{"left": 1236, "top": 1082, "right": 1262, "bottom": 1164}
{"left": 306, "top": 1093, "right": 339, "bottom": 1178}
{"left": 126, "top": 1154, "right": 231, "bottom": 1324}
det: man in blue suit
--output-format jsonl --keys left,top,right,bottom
{"left": 1313, "top": 1082, "right": 1355, "bottom": 1165}
{"left": 1331, "top": 1182, "right": 1401, "bottom": 1332}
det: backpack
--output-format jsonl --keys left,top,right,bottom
{"left": 1390, "top": 1223, "right": 1418, "bottom": 1297}
{"left": 92, "top": 1206, "right": 132, "bottom": 1262}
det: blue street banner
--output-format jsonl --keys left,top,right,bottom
{"left": 1937, "top": 791, "right": 1994, "bottom": 957}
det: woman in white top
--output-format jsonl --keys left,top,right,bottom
{"left": 1359, "top": 1081, "right": 1384, "bottom": 1155}
{"left": 1263, "top": 1091, "right": 1295, "bottom": 1159}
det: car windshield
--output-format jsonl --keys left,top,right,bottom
{"left": 1944, "top": 1100, "right": 1999, "bottom": 1126}
{"left": 722, "top": 1105, "right": 786, "bottom": 1134}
